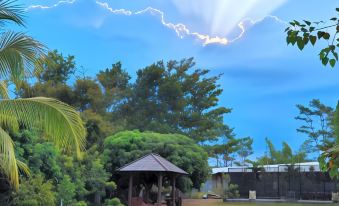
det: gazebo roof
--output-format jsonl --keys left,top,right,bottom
{"left": 117, "top": 153, "right": 188, "bottom": 175}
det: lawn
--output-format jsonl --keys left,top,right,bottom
{"left": 183, "top": 199, "right": 338, "bottom": 206}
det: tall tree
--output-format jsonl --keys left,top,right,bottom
{"left": 0, "top": 0, "right": 86, "bottom": 190}
{"left": 295, "top": 99, "right": 335, "bottom": 154}
{"left": 124, "top": 58, "right": 231, "bottom": 142}
{"left": 235, "top": 137, "right": 253, "bottom": 166}
{"left": 36, "top": 50, "right": 76, "bottom": 84}
{"left": 97, "top": 62, "right": 131, "bottom": 112}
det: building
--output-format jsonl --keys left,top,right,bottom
{"left": 203, "top": 162, "right": 338, "bottom": 200}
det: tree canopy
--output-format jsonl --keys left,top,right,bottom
{"left": 102, "top": 130, "right": 209, "bottom": 191}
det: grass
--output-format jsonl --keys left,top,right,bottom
{"left": 183, "top": 199, "right": 338, "bottom": 206}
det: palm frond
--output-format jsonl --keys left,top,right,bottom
{"left": 16, "top": 159, "right": 29, "bottom": 176}
{"left": 0, "top": 126, "right": 19, "bottom": 190}
{"left": 0, "top": 97, "right": 86, "bottom": 156}
{"left": 0, "top": 80, "right": 8, "bottom": 98}
{"left": 0, "top": 114, "right": 18, "bottom": 132}
{"left": 0, "top": 0, "right": 25, "bottom": 26}
{"left": 0, "top": 32, "right": 46, "bottom": 83}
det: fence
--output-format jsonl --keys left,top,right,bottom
{"left": 226, "top": 165, "right": 338, "bottom": 200}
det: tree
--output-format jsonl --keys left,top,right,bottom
{"left": 235, "top": 137, "right": 253, "bottom": 166}
{"left": 57, "top": 175, "right": 76, "bottom": 206}
{"left": 285, "top": 8, "right": 339, "bottom": 67}
{"left": 257, "top": 138, "right": 307, "bottom": 165}
{"left": 13, "top": 175, "right": 56, "bottom": 206}
{"left": 102, "top": 130, "right": 209, "bottom": 191}
{"left": 124, "top": 58, "right": 231, "bottom": 142}
{"left": 207, "top": 136, "right": 240, "bottom": 167}
{"left": 97, "top": 62, "right": 131, "bottom": 112}
{"left": 0, "top": 0, "right": 86, "bottom": 190}
{"left": 73, "top": 78, "right": 105, "bottom": 113}
{"left": 319, "top": 102, "right": 339, "bottom": 178}
{"left": 36, "top": 50, "right": 76, "bottom": 84}
{"left": 295, "top": 99, "right": 335, "bottom": 154}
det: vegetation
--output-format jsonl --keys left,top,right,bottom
{"left": 256, "top": 138, "right": 307, "bottom": 165}
{"left": 0, "top": 0, "right": 86, "bottom": 192}
{"left": 0, "top": 0, "right": 337, "bottom": 205}
{"left": 285, "top": 8, "right": 339, "bottom": 67}
{"left": 103, "top": 130, "right": 210, "bottom": 191}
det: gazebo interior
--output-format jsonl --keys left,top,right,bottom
{"left": 117, "top": 153, "right": 188, "bottom": 206}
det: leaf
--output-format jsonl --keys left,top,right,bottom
{"left": 304, "top": 20, "right": 311, "bottom": 26}
{"left": 317, "top": 31, "right": 324, "bottom": 39}
{"left": 309, "top": 27, "right": 315, "bottom": 32}
{"left": 329, "top": 59, "right": 336, "bottom": 67}
{"left": 323, "top": 32, "right": 330, "bottom": 40}
{"left": 301, "top": 28, "right": 308, "bottom": 32}
{"left": 332, "top": 51, "right": 338, "bottom": 61}
{"left": 322, "top": 57, "right": 329, "bottom": 65}
{"left": 330, "top": 17, "right": 337, "bottom": 21}
{"left": 303, "top": 36, "right": 309, "bottom": 45}
{"left": 336, "top": 8, "right": 339, "bottom": 12}
{"left": 0, "top": 97, "right": 87, "bottom": 156}
{"left": 310, "top": 35, "right": 317, "bottom": 45}
{"left": 297, "top": 37, "right": 304, "bottom": 50}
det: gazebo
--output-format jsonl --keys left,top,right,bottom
{"left": 117, "top": 153, "right": 188, "bottom": 206}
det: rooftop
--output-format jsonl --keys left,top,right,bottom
{"left": 212, "top": 162, "right": 320, "bottom": 174}
{"left": 117, "top": 153, "right": 188, "bottom": 175}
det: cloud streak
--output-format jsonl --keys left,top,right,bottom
{"left": 26, "top": 0, "right": 76, "bottom": 10}
{"left": 26, "top": 0, "right": 288, "bottom": 46}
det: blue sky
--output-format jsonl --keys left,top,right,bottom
{"left": 18, "top": 0, "right": 339, "bottom": 158}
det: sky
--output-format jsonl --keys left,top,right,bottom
{"left": 17, "top": 0, "right": 339, "bottom": 158}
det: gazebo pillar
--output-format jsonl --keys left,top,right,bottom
{"left": 157, "top": 173, "right": 163, "bottom": 206}
{"left": 128, "top": 174, "right": 133, "bottom": 206}
{"left": 172, "top": 175, "right": 176, "bottom": 206}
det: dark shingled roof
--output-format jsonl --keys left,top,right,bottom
{"left": 117, "top": 153, "right": 188, "bottom": 175}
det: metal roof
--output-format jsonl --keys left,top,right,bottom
{"left": 117, "top": 153, "right": 188, "bottom": 175}
{"left": 212, "top": 162, "right": 320, "bottom": 174}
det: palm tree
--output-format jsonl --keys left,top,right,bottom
{"left": 0, "top": 0, "right": 86, "bottom": 190}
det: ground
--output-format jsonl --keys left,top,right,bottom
{"left": 182, "top": 199, "right": 337, "bottom": 206}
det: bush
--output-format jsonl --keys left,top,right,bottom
{"left": 104, "top": 198, "right": 124, "bottom": 206}
{"left": 73, "top": 201, "right": 88, "bottom": 206}
{"left": 13, "top": 175, "right": 56, "bottom": 206}
{"left": 225, "top": 184, "right": 240, "bottom": 199}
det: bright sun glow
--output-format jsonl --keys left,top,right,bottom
{"left": 172, "top": 0, "right": 288, "bottom": 37}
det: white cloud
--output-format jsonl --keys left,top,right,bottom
{"left": 27, "top": 0, "right": 287, "bottom": 46}
{"left": 26, "top": 0, "right": 76, "bottom": 10}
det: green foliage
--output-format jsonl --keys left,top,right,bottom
{"left": 235, "top": 137, "right": 253, "bottom": 166}
{"left": 124, "top": 58, "right": 231, "bottom": 142}
{"left": 103, "top": 130, "right": 210, "bottom": 190}
{"left": 104, "top": 198, "right": 124, "bottom": 206}
{"left": 206, "top": 136, "right": 241, "bottom": 167}
{"left": 295, "top": 99, "right": 335, "bottom": 154}
{"left": 256, "top": 138, "right": 307, "bottom": 165}
{"left": 319, "top": 101, "right": 339, "bottom": 178}
{"left": 36, "top": 50, "right": 76, "bottom": 84}
{"left": 57, "top": 175, "right": 76, "bottom": 205}
{"left": 225, "top": 184, "right": 240, "bottom": 199}
{"left": 74, "top": 201, "right": 88, "bottom": 206}
{"left": 13, "top": 175, "right": 56, "bottom": 206}
{"left": 7, "top": 129, "right": 120, "bottom": 205}
{"left": 285, "top": 8, "right": 339, "bottom": 67}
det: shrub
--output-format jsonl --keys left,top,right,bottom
{"left": 225, "top": 184, "right": 240, "bottom": 199}
{"left": 104, "top": 198, "right": 124, "bottom": 206}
